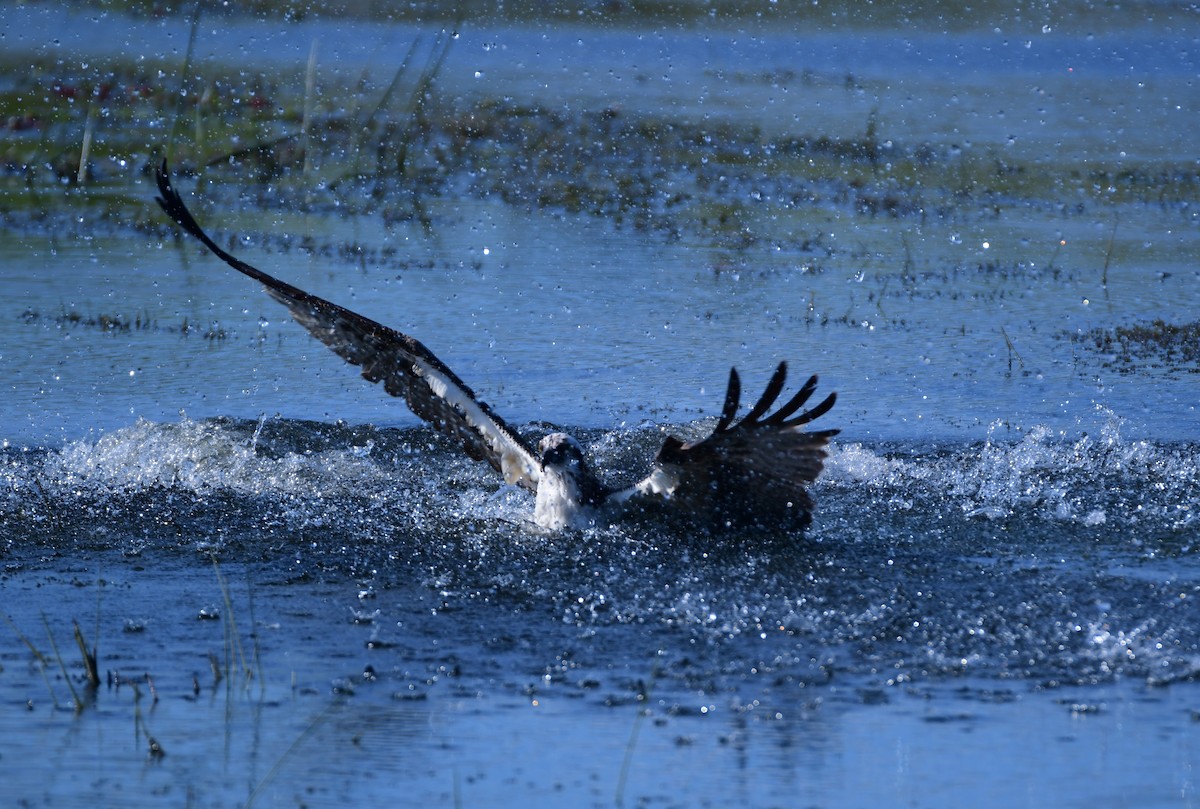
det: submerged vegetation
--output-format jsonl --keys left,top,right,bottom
{"left": 21, "top": 307, "right": 230, "bottom": 340}
{"left": 50, "top": 0, "right": 1197, "bottom": 32}
{"left": 1, "top": 5, "right": 1195, "bottom": 383}
{"left": 1073, "top": 319, "right": 1200, "bottom": 375}
{"left": 1, "top": 37, "right": 1195, "bottom": 246}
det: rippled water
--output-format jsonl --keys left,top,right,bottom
{"left": 3, "top": 5, "right": 1199, "bottom": 808}
{"left": 3, "top": 416, "right": 1199, "bottom": 806}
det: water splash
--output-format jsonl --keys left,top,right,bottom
{"left": 4, "top": 415, "right": 1199, "bottom": 686}
{"left": 824, "top": 416, "right": 1198, "bottom": 534}
{"left": 47, "top": 416, "right": 388, "bottom": 496}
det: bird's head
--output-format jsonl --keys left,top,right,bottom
{"left": 539, "top": 432, "right": 586, "bottom": 472}
{"left": 537, "top": 433, "right": 608, "bottom": 509}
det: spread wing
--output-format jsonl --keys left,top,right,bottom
{"left": 619, "top": 362, "right": 838, "bottom": 521}
{"left": 154, "top": 160, "right": 542, "bottom": 492}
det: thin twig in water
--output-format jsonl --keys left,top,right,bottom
{"left": 212, "top": 557, "right": 251, "bottom": 684}
{"left": 244, "top": 697, "right": 348, "bottom": 808}
{"left": 301, "top": 38, "right": 319, "bottom": 181}
{"left": 42, "top": 613, "right": 83, "bottom": 710}
{"left": 208, "top": 650, "right": 224, "bottom": 688}
{"left": 165, "top": 4, "right": 203, "bottom": 165}
{"left": 394, "top": 27, "right": 457, "bottom": 177}
{"left": 73, "top": 620, "right": 100, "bottom": 689}
{"left": 615, "top": 666, "right": 658, "bottom": 807}
{"left": 77, "top": 99, "right": 96, "bottom": 184}
{"left": 4, "top": 614, "right": 59, "bottom": 708}
{"left": 1000, "top": 326, "right": 1025, "bottom": 377}
{"left": 322, "top": 35, "right": 423, "bottom": 190}
{"left": 1046, "top": 238, "right": 1065, "bottom": 272}
{"left": 1102, "top": 216, "right": 1118, "bottom": 289}
{"left": 901, "top": 231, "right": 915, "bottom": 278}
{"left": 244, "top": 570, "right": 267, "bottom": 694}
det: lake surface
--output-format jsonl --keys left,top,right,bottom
{"left": 2, "top": 4, "right": 1198, "bottom": 807}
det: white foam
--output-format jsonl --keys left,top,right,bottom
{"left": 47, "top": 416, "right": 389, "bottom": 498}
{"left": 822, "top": 421, "right": 1198, "bottom": 529}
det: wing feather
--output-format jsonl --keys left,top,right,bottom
{"left": 154, "top": 160, "right": 541, "bottom": 491}
{"left": 623, "top": 361, "right": 838, "bottom": 523}
{"left": 714, "top": 367, "right": 741, "bottom": 433}
{"left": 764, "top": 373, "right": 818, "bottom": 425}
{"left": 740, "top": 361, "right": 787, "bottom": 424}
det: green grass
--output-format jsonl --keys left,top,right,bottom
{"left": 2, "top": 42, "right": 1194, "bottom": 249}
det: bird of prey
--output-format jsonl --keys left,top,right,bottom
{"left": 154, "top": 161, "right": 838, "bottom": 531}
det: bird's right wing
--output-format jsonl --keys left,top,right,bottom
{"left": 155, "top": 160, "right": 542, "bottom": 491}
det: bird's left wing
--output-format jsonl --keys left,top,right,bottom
{"left": 154, "top": 160, "right": 542, "bottom": 491}
{"left": 614, "top": 362, "right": 838, "bottom": 519}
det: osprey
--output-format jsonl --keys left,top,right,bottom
{"left": 154, "top": 161, "right": 838, "bottom": 531}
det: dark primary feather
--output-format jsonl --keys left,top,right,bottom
{"left": 772, "top": 378, "right": 836, "bottom": 428}
{"left": 715, "top": 368, "right": 741, "bottom": 433}
{"left": 154, "top": 160, "right": 541, "bottom": 490}
{"left": 701, "top": 363, "right": 837, "bottom": 442}
{"left": 740, "top": 361, "right": 787, "bottom": 425}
